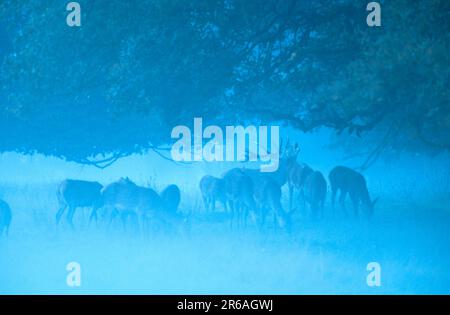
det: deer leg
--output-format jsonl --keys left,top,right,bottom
{"left": 56, "top": 204, "right": 67, "bottom": 224}
{"left": 66, "top": 206, "right": 76, "bottom": 229}
{"left": 240, "top": 204, "right": 246, "bottom": 230}
{"left": 350, "top": 193, "right": 359, "bottom": 218}
{"left": 244, "top": 204, "right": 250, "bottom": 229}
{"left": 204, "top": 197, "right": 209, "bottom": 212}
{"left": 236, "top": 202, "right": 241, "bottom": 230}
{"left": 228, "top": 200, "right": 235, "bottom": 229}
{"left": 202, "top": 195, "right": 208, "bottom": 212}
{"left": 300, "top": 189, "right": 306, "bottom": 214}
{"left": 107, "top": 208, "right": 118, "bottom": 231}
{"left": 339, "top": 190, "right": 348, "bottom": 217}
{"left": 222, "top": 198, "right": 228, "bottom": 213}
{"left": 259, "top": 206, "right": 267, "bottom": 230}
{"left": 273, "top": 211, "right": 279, "bottom": 232}
{"left": 235, "top": 204, "right": 240, "bottom": 230}
{"left": 89, "top": 205, "right": 99, "bottom": 226}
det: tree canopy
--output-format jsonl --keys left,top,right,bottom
{"left": 0, "top": 0, "right": 449, "bottom": 167}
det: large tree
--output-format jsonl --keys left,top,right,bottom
{"left": 0, "top": 0, "right": 448, "bottom": 167}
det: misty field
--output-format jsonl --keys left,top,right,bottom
{"left": 1, "top": 175, "right": 449, "bottom": 295}
{"left": 1, "top": 0, "right": 449, "bottom": 297}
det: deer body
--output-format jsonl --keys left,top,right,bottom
{"left": 160, "top": 184, "right": 181, "bottom": 214}
{"left": 101, "top": 178, "right": 164, "bottom": 229}
{"left": 56, "top": 179, "right": 103, "bottom": 227}
{"left": 0, "top": 199, "right": 12, "bottom": 236}
{"left": 303, "top": 170, "right": 327, "bottom": 218}
{"left": 199, "top": 175, "right": 227, "bottom": 212}
{"left": 287, "top": 163, "right": 314, "bottom": 211}
{"left": 253, "top": 174, "right": 289, "bottom": 229}
{"left": 329, "top": 166, "right": 376, "bottom": 217}
{"left": 219, "top": 136, "right": 300, "bottom": 229}
{"left": 222, "top": 168, "right": 255, "bottom": 228}
{"left": 223, "top": 167, "right": 289, "bottom": 229}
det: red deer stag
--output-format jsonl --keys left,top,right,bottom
{"left": 282, "top": 141, "right": 316, "bottom": 212}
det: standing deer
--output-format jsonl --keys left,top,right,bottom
{"left": 252, "top": 174, "right": 289, "bottom": 230}
{"left": 222, "top": 168, "right": 255, "bottom": 228}
{"left": 303, "top": 170, "right": 327, "bottom": 219}
{"left": 288, "top": 162, "right": 314, "bottom": 212}
{"left": 160, "top": 184, "right": 181, "bottom": 214}
{"left": 56, "top": 179, "right": 103, "bottom": 228}
{"left": 199, "top": 175, "right": 227, "bottom": 212}
{"left": 329, "top": 166, "right": 377, "bottom": 218}
{"left": 0, "top": 199, "right": 12, "bottom": 237}
{"left": 281, "top": 140, "right": 317, "bottom": 213}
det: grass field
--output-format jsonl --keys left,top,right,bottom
{"left": 1, "top": 180, "right": 449, "bottom": 294}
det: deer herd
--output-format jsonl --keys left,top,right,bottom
{"left": 0, "top": 140, "right": 378, "bottom": 237}
{"left": 200, "top": 140, "right": 377, "bottom": 231}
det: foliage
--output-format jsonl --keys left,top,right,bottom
{"left": 0, "top": 0, "right": 448, "bottom": 166}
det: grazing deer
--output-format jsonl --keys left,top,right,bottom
{"left": 218, "top": 138, "right": 294, "bottom": 229}
{"left": 329, "top": 166, "right": 377, "bottom": 218}
{"left": 101, "top": 178, "right": 164, "bottom": 233}
{"left": 160, "top": 184, "right": 181, "bottom": 214}
{"left": 222, "top": 168, "right": 256, "bottom": 228}
{"left": 215, "top": 138, "right": 298, "bottom": 230}
{"left": 199, "top": 175, "right": 227, "bottom": 212}
{"left": 0, "top": 199, "right": 12, "bottom": 237}
{"left": 303, "top": 171, "right": 327, "bottom": 219}
{"left": 56, "top": 179, "right": 103, "bottom": 228}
